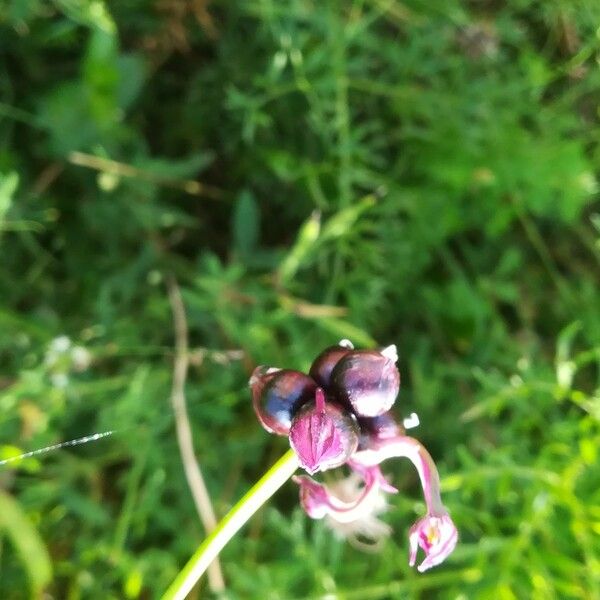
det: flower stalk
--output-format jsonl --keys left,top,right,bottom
{"left": 161, "top": 450, "right": 298, "bottom": 600}
{"left": 352, "top": 436, "right": 445, "bottom": 516}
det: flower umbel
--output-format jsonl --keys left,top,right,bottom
{"left": 162, "top": 340, "right": 457, "bottom": 600}
{"left": 251, "top": 340, "right": 458, "bottom": 572}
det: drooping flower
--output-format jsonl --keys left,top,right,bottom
{"left": 409, "top": 512, "right": 458, "bottom": 572}
{"left": 351, "top": 434, "right": 458, "bottom": 572}
{"left": 249, "top": 340, "right": 458, "bottom": 572}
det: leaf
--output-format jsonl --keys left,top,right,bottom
{"left": 0, "top": 490, "right": 52, "bottom": 595}
{"left": 319, "top": 195, "right": 376, "bottom": 242}
{"left": 38, "top": 81, "right": 97, "bottom": 155}
{"left": 53, "top": 0, "right": 116, "bottom": 33}
{"left": 83, "top": 28, "right": 120, "bottom": 130}
{"left": 277, "top": 197, "right": 376, "bottom": 285}
{"left": 318, "top": 318, "right": 377, "bottom": 348}
{"left": 556, "top": 321, "right": 582, "bottom": 365}
{"left": 117, "top": 53, "right": 147, "bottom": 111}
{"left": 232, "top": 190, "right": 260, "bottom": 258}
{"left": 139, "top": 153, "right": 215, "bottom": 180}
{"left": 0, "top": 171, "right": 18, "bottom": 224}
{"left": 277, "top": 210, "right": 321, "bottom": 285}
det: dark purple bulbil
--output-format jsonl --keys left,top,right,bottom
{"left": 250, "top": 342, "right": 401, "bottom": 471}
{"left": 357, "top": 411, "right": 404, "bottom": 450}
{"left": 250, "top": 367, "right": 317, "bottom": 435}
{"left": 309, "top": 344, "right": 353, "bottom": 389}
{"left": 331, "top": 349, "right": 400, "bottom": 417}
{"left": 289, "top": 388, "right": 359, "bottom": 474}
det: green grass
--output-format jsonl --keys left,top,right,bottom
{"left": 1, "top": 1, "right": 599, "bottom": 598}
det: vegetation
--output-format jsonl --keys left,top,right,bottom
{"left": 1, "top": 1, "right": 599, "bottom": 598}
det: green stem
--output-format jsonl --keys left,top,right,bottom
{"left": 161, "top": 449, "right": 299, "bottom": 600}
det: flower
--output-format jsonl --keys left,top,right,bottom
{"left": 409, "top": 512, "right": 458, "bottom": 572}
{"left": 294, "top": 464, "right": 393, "bottom": 546}
{"left": 250, "top": 340, "right": 458, "bottom": 572}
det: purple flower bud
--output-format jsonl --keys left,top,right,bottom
{"left": 331, "top": 346, "right": 400, "bottom": 417}
{"left": 250, "top": 367, "right": 317, "bottom": 435}
{"left": 309, "top": 340, "right": 354, "bottom": 389}
{"left": 289, "top": 389, "right": 359, "bottom": 474}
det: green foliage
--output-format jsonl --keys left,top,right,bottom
{"left": 1, "top": 0, "right": 599, "bottom": 598}
{"left": 0, "top": 489, "right": 52, "bottom": 595}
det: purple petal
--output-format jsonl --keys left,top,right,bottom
{"left": 293, "top": 475, "right": 331, "bottom": 519}
{"left": 408, "top": 513, "right": 458, "bottom": 572}
{"left": 293, "top": 464, "right": 393, "bottom": 523}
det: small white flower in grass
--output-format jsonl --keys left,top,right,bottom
{"left": 50, "top": 335, "right": 71, "bottom": 354}
{"left": 71, "top": 346, "right": 92, "bottom": 371}
{"left": 51, "top": 372, "right": 69, "bottom": 389}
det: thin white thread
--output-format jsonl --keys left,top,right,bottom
{"left": 0, "top": 430, "right": 117, "bottom": 466}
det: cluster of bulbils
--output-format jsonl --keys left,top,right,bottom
{"left": 250, "top": 340, "right": 458, "bottom": 573}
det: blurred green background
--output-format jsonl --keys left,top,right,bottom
{"left": 1, "top": 1, "right": 600, "bottom": 598}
